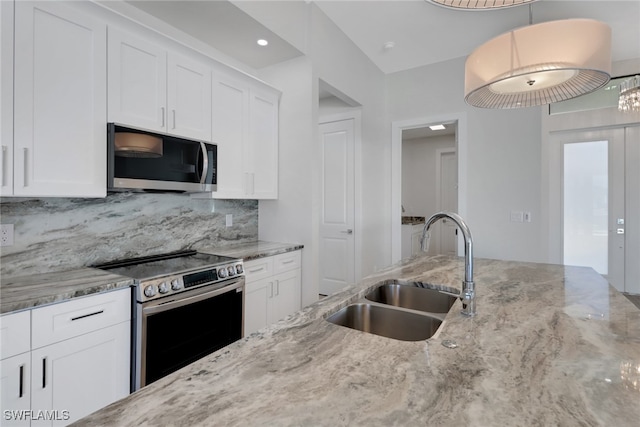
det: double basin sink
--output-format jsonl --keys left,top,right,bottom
{"left": 326, "top": 281, "right": 459, "bottom": 341}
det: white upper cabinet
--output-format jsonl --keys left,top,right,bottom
{"left": 12, "top": 1, "right": 107, "bottom": 198}
{"left": 211, "top": 72, "right": 248, "bottom": 198}
{"left": 108, "top": 28, "right": 212, "bottom": 142}
{"left": 248, "top": 87, "right": 279, "bottom": 199}
{"left": 208, "top": 71, "right": 279, "bottom": 199}
{"left": 107, "top": 28, "right": 167, "bottom": 133}
{"left": 167, "top": 53, "right": 212, "bottom": 141}
{"left": 0, "top": 0, "right": 13, "bottom": 197}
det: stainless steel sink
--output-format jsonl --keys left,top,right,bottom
{"left": 365, "top": 283, "right": 458, "bottom": 314}
{"left": 326, "top": 303, "right": 443, "bottom": 341}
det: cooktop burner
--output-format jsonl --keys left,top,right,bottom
{"left": 94, "top": 250, "right": 244, "bottom": 302}
{"left": 95, "top": 251, "right": 238, "bottom": 280}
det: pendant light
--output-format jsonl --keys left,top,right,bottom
{"left": 618, "top": 75, "right": 640, "bottom": 113}
{"left": 427, "top": 0, "right": 538, "bottom": 10}
{"left": 464, "top": 18, "right": 611, "bottom": 109}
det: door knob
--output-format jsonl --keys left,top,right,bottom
{"left": 341, "top": 229, "right": 353, "bottom": 234}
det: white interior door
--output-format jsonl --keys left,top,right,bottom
{"left": 552, "top": 126, "right": 639, "bottom": 294}
{"left": 435, "top": 149, "right": 458, "bottom": 255}
{"left": 319, "top": 119, "right": 355, "bottom": 296}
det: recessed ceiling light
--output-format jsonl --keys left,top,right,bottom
{"left": 429, "top": 124, "right": 446, "bottom": 131}
{"left": 257, "top": 39, "right": 268, "bottom": 47}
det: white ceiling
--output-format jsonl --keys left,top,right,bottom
{"left": 127, "top": 0, "right": 640, "bottom": 75}
{"left": 315, "top": 0, "right": 640, "bottom": 74}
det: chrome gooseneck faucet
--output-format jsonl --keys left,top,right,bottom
{"left": 421, "top": 212, "right": 476, "bottom": 317}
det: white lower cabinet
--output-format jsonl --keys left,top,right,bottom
{"left": 1, "top": 353, "right": 31, "bottom": 427}
{"left": 30, "top": 322, "right": 130, "bottom": 426}
{"left": 0, "top": 289, "right": 131, "bottom": 426}
{"left": 244, "top": 251, "right": 301, "bottom": 335}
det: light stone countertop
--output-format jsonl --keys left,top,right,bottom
{"left": 72, "top": 254, "right": 640, "bottom": 426}
{"left": 199, "top": 240, "right": 303, "bottom": 261}
{"left": 0, "top": 241, "right": 301, "bottom": 315}
{"left": 0, "top": 268, "right": 134, "bottom": 314}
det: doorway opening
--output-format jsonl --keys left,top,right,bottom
{"left": 391, "top": 113, "right": 468, "bottom": 263}
{"left": 317, "top": 79, "right": 362, "bottom": 296}
{"left": 401, "top": 123, "right": 458, "bottom": 259}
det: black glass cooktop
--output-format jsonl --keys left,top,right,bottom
{"left": 94, "top": 251, "right": 239, "bottom": 281}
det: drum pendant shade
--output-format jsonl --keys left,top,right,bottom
{"left": 428, "top": 0, "right": 538, "bottom": 10}
{"left": 464, "top": 19, "right": 612, "bottom": 109}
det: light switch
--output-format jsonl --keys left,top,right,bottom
{"left": 226, "top": 214, "right": 233, "bottom": 227}
{"left": 510, "top": 211, "right": 524, "bottom": 223}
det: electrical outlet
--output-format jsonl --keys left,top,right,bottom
{"left": 524, "top": 212, "right": 532, "bottom": 223}
{"left": 225, "top": 214, "right": 233, "bottom": 227}
{"left": 1, "top": 224, "right": 14, "bottom": 247}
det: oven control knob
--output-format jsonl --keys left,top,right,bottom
{"left": 227, "top": 266, "right": 236, "bottom": 277}
{"left": 144, "top": 285, "right": 157, "bottom": 298}
{"left": 171, "top": 279, "right": 181, "bottom": 291}
{"left": 235, "top": 264, "right": 243, "bottom": 275}
{"left": 158, "top": 282, "right": 169, "bottom": 294}
{"left": 218, "top": 267, "right": 228, "bottom": 279}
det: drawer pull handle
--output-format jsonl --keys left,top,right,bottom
{"left": 248, "top": 267, "right": 265, "bottom": 273}
{"left": 42, "top": 357, "right": 46, "bottom": 389}
{"left": 71, "top": 309, "right": 104, "bottom": 321}
{"left": 281, "top": 260, "right": 294, "bottom": 265}
{"left": 19, "top": 364, "right": 24, "bottom": 398}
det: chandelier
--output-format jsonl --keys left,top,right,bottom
{"left": 427, "top": 0, "right": 538, "bottom": 10}
{"left": 618, "top": 75, "right": 640, "bottom": 113}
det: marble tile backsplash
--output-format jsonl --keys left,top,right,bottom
{"left": 0, "top": 193, "right": 258, "bottom": 277}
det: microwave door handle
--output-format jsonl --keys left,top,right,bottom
{"left": 199, "top": 142, "right": 209, "bottom": 185}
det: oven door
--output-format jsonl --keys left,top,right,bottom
{"left": 135, "top": 278, "right": 244, "bottom": 389}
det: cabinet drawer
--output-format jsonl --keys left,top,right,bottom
{"left": 1, "top": 310, "right": 30, "bottom": 359}
{"left": 32, "top": 288, "right": 131, "bottom": 349}
{"left": 273, "top": 251, "right": 301, "bottom": 275}
{"left": 243, "top": 257, "right": 273, "bottom": 282}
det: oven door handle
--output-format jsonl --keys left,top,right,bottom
{"left": 143, "top": 280, "right": 243, "bottom": 315}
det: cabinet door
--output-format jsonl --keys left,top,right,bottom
{"left": 0, "top": 0, "right": 13, "bottom": 196}
{"left": 244, "top": 277, "right": 271, "bottom": 336}
{"left": 247, "top": 87, "right": 279, "bottom": 199}
{"left": 270, "top": 269, "right": 301, "bottom": 324}
{"left": 211, "top": 72, "right": 248, "bottom": 198}
{"left": 30, "top": 322, "right": 130, "bottom": 427}
{"left": 1, "top": 311, "right": 31, "bottom": 360}
{"left": 167, "top": 53, "right": 211, "bottom": 142}
{"left": 13, "top": 1, "right": 106, "bottom": 197}
{"left": 107, "top": 28, "right": 167, "bottom": 133}
{"left": 0, "top": 353, "right": 31, "bottom": 427}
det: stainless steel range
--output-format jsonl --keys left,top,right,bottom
{"left": 94, "top": 250, "right": 245, "bottom": 390}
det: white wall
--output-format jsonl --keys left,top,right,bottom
{"left": 402, "top": 135, "right": 456, "bottom": 217}
{"left": 257, "top": 56, "right": 318, "bottom": 306}
{"left": 243, "top": 2, "right": 390, "bottom": 306}
{"left": 388, "top": 57, "right": 545, "bottom": 263}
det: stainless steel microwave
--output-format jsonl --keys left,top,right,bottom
{"left": 107, "top": 123, "right": 216, "bottom": 193}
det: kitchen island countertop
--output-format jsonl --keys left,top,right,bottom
{"left": 73, "top": 254, "right": 640, "bottom": 426}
